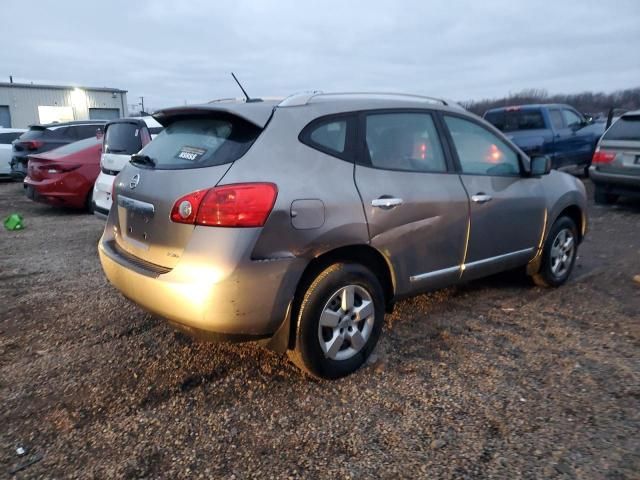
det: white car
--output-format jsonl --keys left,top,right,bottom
{"left": 0, "top": 128, "right": 26, "bottom": 179}
{"left": 93, "top": 116, "right": 162, "bottom": 217}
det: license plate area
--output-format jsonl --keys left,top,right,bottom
{"left": 118, "top": 195, "right": 155, "bottom": 249}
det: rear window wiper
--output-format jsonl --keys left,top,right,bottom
{"left": 130, "top": 154, "right": 156, "bottom": 168}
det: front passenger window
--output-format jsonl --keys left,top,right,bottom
{"left": 444, "top": 116, "right": 520, "bottom": 176}
{"left": 562, "top": 109, "right": 582, "bottom": 129}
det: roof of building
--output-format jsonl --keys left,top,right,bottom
{"left": 0, "top": 82, "right": 127, "bottom": 93}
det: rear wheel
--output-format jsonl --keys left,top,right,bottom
{"left": 532, "top": 216, "right": 578, "bottom": 287}
{"left": 594, "top": 187, "right": 618, "bottom": 205}
{"left": 288, "top": 263, "right": 385, "bottom": 379}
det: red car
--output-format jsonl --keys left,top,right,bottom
{"left": 24, "top": 136, "right": 102, "bottom": 211}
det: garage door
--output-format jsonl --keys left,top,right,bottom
{"left": 89, "top": 108, "right": 120, "bottom": 120}
{"left": 0, "top": 106, "right": 11, "bottom": 127}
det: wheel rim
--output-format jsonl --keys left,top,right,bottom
{"left": 317, "top": 285, "right": 375, "bottom": 361}
{"left": 550, "top": 228, "right": 575, "bottom": 278}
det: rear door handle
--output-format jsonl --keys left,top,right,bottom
{"left": 471, "top": 193, "right": 492, "bottom": 204}
{"left": 371, "top": 197, "right": 403, "bottom": 209}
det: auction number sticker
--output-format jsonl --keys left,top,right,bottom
{"left": 176, "top": 146, "right": 207, "bottom": 161}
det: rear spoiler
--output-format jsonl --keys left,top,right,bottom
{"left": 153, "top": 102, "right": 277, "bottom": 129}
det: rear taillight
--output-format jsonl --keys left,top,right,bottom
{"left": 22, "top": 140, "right": 44, "bottom": 150}
{"left": 43, "top": 164, "right": 80, "bottom": 174}
{"left": 592, "top": 147, "right": 616, "bottom": 164}
{"left": 171, "top": 183, "right": 278, "bottom": 227}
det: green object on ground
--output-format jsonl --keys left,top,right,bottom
{"left": 4, "top": 213, "right": 24, "bottom": 231}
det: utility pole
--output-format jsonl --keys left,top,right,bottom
{"left": 139, "top": 96, "right": 145, "bottom": 113}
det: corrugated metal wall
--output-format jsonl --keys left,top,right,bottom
{"left": 0, "top": 85, "right": 128, "bottom": 127}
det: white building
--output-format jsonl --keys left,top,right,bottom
{"left": 0, "top": 81, "right": 128, "bottom": 128}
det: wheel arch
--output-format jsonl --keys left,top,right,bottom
{"left": 278, "top": 244, "right": 396, "bottom": 351}
{"left": 554, "top": 204, "right": 585, "bottom": 243}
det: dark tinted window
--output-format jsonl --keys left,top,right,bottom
{"left": 445, "top": 115, "right": 520, "bottom": 176}
{"left": 309, "top": 120, "right": 347, "bottom": 153}
{"left": 484, "top": 109, "right": 545, "bottom": 132}
{"left": 365, "top": 113, "right": 446, "bottom": 173}
{"left": 138, "top": 117, "right": 261, "bottom": 170}
{"left": 0, "top": 132, "right": 23, "bottom": 144}
{"left": 549, "top": 110, "right": 564, "bottom": 129}
{"left": 603, "top": 115, "right": 640, "bottom": 141}
{"left": 20, "top": 128, "right": 50, "bottom": 140}
{"left": 49, "top": 137, "right": 99, "bottom": 155}
{"left": 149, "top": 127, "right": 163, "bottom": 135}
{"left": 48, "top": 126, "right": 72, "bottom": 139}
{"left": 104, "top": 123, "right": 144, "bottom": 155}
{"left": 73, "top": 124, "right": 102, "bottom": 139}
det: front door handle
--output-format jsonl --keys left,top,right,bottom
{"left": 371, "top": 197, "right": 403, "bottom": 209}
{"left": 471, "top": 193, "right": 492, "bottom": 204}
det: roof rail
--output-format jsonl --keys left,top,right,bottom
{"left": 278, "top": 91, "right": 455, "bottom": 107}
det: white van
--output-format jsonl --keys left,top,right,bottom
{"left": 93, "top": 116, "right": 162, "bottom": 217}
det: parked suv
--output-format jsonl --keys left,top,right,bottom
{"left": 11, "top": 120, "right": 106, "bottom": 179}
{"left": 483, "top": 104, "right": 604, "bottom": 173}
{"left": 99, "top": 93, "right": 588, "bottom": 379}
{"left": 589, "top": 110, "right": 640, "bottom": 203}
{"left": 93, "top": 117, "right": 163, "bottom": 217}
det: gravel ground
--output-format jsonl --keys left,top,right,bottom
{"left": 1, "top": 180, "right": 639, "bottom": 479}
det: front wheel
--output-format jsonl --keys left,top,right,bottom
{"left": 288, "top": 263, "right": 385, "bottom": 379}
{"left": 532, "top": 216, "right": 579, "bottom": 287}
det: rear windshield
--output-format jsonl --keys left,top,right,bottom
{"left": 50, "top": 137, "right": 99, "bottom": 155}
{"left": 19, "top": 128, "right": 50, "bottom": 140}
{"left": 603, "top": 115, "right": 640, "bottom": 141}
{"left": 138, "top": 117, "right": 261, "bottom": 170}
{"left": 484, "top": 110, "right": 546, "bottom": 132}
{"left": 104, "top": 122, "right": 143, "bottom": 155}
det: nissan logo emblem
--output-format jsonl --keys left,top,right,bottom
{"left": 129, "top": 174, "right": 140, "bottom": 189}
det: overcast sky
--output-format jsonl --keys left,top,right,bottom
{"left": 2, "top": 0, "right": 639, "bottom": 111}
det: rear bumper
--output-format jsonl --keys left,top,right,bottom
{"left": 589, "top": 166, "right": 640, "bottom": 195}
{"left": 93, "top": 171, "right": 115, "bottom": 214}
{"left": 98, "top": 228, "right": 304, "bottom": 339}
{"left": 24, "top": 175, "right": 87, "bottom": 208}
{"left": 10, "top": 156, "right": 27, "bottom": 179}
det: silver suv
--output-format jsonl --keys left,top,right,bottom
{"left": 99, "top": 93, "right": 588, "bottom": 379}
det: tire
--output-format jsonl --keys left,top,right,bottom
{"left": 287, "top": 263, "right": 385, "bottom": 379}
{"left": 85, "top": 188, "right": 95, "bottom": 214}
{"left": 594, "top": 187, "right": 618, "bottom": 205}
{"left": 532, "top": 216, "right": 579, "bottom": 288}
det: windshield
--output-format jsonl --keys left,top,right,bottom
{"left": 104, "top": 122, "right": 145, "bottom": 155}
{"left": 137, "top": 117, "right": 261, "bottom": 170}
{"left": 603, "top": 115, "right": 640, "bottom": 141}
{"left": 484, "top": 109, "right": 546, "bottom": 132}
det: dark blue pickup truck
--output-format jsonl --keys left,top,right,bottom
{"left": 483, "top": 104, "right": 605, "bottom": 171}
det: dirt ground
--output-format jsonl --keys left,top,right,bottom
{"left": 0, "top": 180, "right": 638, "bottom": 479}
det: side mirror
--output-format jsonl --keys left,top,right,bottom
{"left": 530, "top": 155, "right": 552, "bottom": 176}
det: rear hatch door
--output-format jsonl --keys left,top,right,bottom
{"left": 112, "top": 110, "right": 265, "bottom": 269}
{"left": 598, "top": 114, "right": 640, "bottom": 176}
{"left": 101, "top": 121, "right": 146, "bottom": 173}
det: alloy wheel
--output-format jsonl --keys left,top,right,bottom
{"left": 317, "top": 285, "right": 375, "bottom": 361}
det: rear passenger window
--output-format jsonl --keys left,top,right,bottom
{"left": 445, "top": 115, "right": 520, "bottom": 176}
{"left": 309, "top": 120, "right": 347, "bottom": 153}
{"left": 365, "top": 112, "right": 446, "bottom": 173}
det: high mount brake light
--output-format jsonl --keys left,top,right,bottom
{"left": 170, "top": 183, "right": 278, "bottom": 228}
